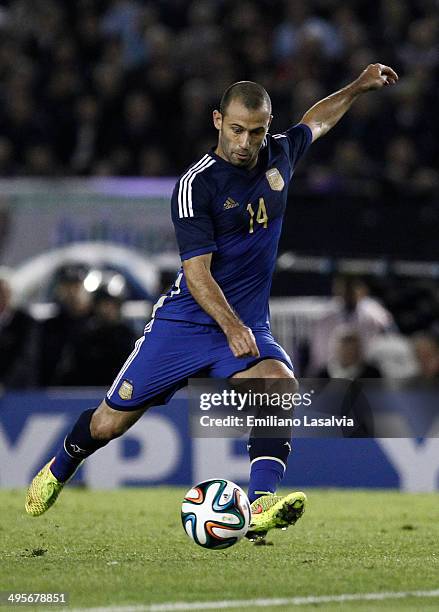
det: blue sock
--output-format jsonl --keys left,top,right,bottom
{"left": 50, "top": 440, "right": 83, "bottom": 483}
{"left": 50, "top": 408, "right": 109, "bottom": 482}
{"left": 248, "top": 458, "right": 285, "bottom": 503}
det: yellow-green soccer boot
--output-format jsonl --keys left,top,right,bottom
{"left": 25, "top": 458, "right": 65, "bottom": 517}
{"left": 246, "top": 491, "right": 307, "bottom": 541}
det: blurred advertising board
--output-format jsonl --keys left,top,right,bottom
{"left": 1, "top": 390, "right": 438, "bottom": 492}
{"left": 0, "top": 178, "right": 176, "bottom": 267}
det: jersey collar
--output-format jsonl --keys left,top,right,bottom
{"left": 209, "top": 146, "right": 268, "bottom": 176}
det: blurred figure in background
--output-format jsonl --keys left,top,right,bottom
{"left": 36, "top": 265, "right": 93, "bottom": 386}
{"left": 0, "top": 275, "right": 33, "bottom": 388}
{"left": 309, "top": 274, "right": 394, "bottom": 374}
{"left": 318, "top": 327, "right": 382, "bottom": 380}
{"left": 411, "top": 332, "right": 439, "bottom": 384}
{"left": 60, "top": 288, "right": 137, "bottom": 386}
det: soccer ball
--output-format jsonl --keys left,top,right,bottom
{"left": 181, "top": 478, "right": 251, "bottom": 550}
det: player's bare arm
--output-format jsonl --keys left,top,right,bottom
{"left": 183, "top": 253, "right": 260, "bottom": 359}
{"left": 301, "top": 63, "right": 399, "bottom": 142}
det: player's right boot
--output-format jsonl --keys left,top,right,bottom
{"left": 25, "top": 458, "right": 67, "bottom": 516}
{"left": 246, "top": 491, "right": 307, "bottom": 542}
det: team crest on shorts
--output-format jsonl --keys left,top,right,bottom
{"left": 119, "top": 380, "right": 133, "bottom": 400}
{"left": 266, "top": 168, "right": 284, "bottom": 191}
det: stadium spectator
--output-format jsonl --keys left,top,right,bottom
{"left": 58, "top": 288, "right": 137, "bottom": 386}
{"left": 411, "top": 332, "right": 439, "bottom": 383}
{"left": 0, "top": 137, "right": 15, "bottom": 176}
{"left": 0, "top": 275, "right": 34, "bottom": 388}
{"left": 317, "top": 327, "right": 382, "bottom": 380}
{"left": 309, "top": 275, "right": 394, "bottom": 374}
{"left": 70, "top": 95, "right": 100, "bottom": 174}
{"left": 36, "top": 264, "right": 93, "bottom": 386}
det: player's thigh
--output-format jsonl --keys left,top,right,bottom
{"left": 91, "top": 399, "right": 152, "bottom": 440}
{"left": 231, "top": 358, "right": 294, "bottom": 379}
{"left": 210, "top": 327, "right": 295, "bottom": 380}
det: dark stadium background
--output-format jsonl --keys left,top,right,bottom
{"left": 1, "top": 4, "right": 439, "bottom": 609}
{"left": 0, "top": 0, "right": 438, "bottom": 492}
{"left": 0, "top": 0, "right": 437, "bottom": 336}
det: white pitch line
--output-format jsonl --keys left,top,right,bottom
{"left": 66, "top": 588, "right": 439, "bottom": 612}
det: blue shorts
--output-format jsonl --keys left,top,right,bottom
{"left": 106, "top": 318, "right": 293, "bottom": 410}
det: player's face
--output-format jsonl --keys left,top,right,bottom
{"left": 213, "top": 100, "right": 272, "bottom": 169}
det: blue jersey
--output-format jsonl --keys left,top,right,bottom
{"left": 153, "top": 123, "right": 312, "bottom": 329}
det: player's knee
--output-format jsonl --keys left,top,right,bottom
{"left": 286, "top": 376, "right": 299, "bottom": 393}
{"left": 266, "top": 367, "right": 295, "bottom": 380}
{"left": 259, "top": 360, "right": 297, "bottom": 383}
{"left": 267, "top": 373, "right": 299, "bottom": 396}
{"left": 265, "top": 365, "right": 299, "bottom": 392}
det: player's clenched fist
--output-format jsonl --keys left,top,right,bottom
{"left": 356, "top": 63, "right": 399, "bottom": 92}
{"left": 225, "top": 322, "right": 260, "bottom": 358}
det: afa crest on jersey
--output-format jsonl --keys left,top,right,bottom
{"left": 266, "top": 167, "right": 284, "bottom": 191}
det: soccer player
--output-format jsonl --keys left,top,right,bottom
{"left": 26, "top": 63, "right": 398, "bottom": 540}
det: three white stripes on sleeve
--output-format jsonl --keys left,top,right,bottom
{"left": 178, "top": 154, "right": 216, "bottom": 219}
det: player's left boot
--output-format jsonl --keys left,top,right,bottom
{"left": 246, "top": 491, "right": 307, "bottom": 541}
{"left": 25, "top": 458, "right": 70, "bottom": 517}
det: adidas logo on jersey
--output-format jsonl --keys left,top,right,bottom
{"left": 223, "top": 197, "right": 239, "bottom": 210}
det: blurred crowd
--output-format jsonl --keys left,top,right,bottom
{"left": 0, "top": 0, "right": 437, "bottom": 195}
{"left": 1, "top": 265, "right": 439, "bottom": 389}
{"left": 0, "top": 0, "right": 438, "bottom": 391}
{"left": 0, "top": 266, "right": 137, "bottom": 388}
{"left": 304, "top": 275, "right": 439, "bottom": 382}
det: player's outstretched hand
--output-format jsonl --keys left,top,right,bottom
{"left": 225, "top": 322, "right": 260, "bottom": 358}
{"left": 356, "top": 63, "right": 399, "bottom": 92}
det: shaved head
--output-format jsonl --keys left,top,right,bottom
{"left": 220, "top": 81, "right": 271, "bottom": 116}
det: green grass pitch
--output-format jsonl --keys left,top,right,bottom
{"left": 1, "top": 488, "right": 439, "bottom": 611}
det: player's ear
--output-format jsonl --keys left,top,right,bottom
{"left": 213, "top": 110, "right": 222, "bottom": 131}
{"left": 268, "top": 114, "right": 273, "bottom": 130}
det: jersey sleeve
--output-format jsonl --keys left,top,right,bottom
{"left": 171, "top": 171, "right": 218, "bottom": 261}
{"left": 275, "top": 123, "right": 313, "bottom": 176}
